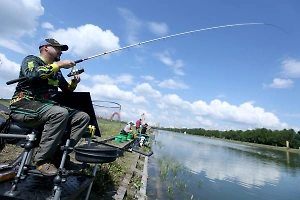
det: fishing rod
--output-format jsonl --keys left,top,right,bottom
{"left": 72, "top": 22, "right": 287, "bottom": 63}
{"left": 6, "top": 22, "right": 287, "bottom": 85}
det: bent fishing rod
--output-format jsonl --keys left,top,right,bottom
{"left": 6, "top": 22, "right": 287, "bottom": 85}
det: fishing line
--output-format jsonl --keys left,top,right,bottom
{"left": 73, "top": 22, "right": 289, "bottom": 64}
{"left": 6, "top": 22, "right": 288, "bottom": 85}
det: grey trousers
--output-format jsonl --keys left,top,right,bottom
{"left": 10, "top": 105, "right": 90, "bottom": 163}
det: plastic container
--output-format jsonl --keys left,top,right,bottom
{"left": 121, "top": 136, "right": 127, "bottom": 142}
{"left": 115, "top": 136, "right": 121, "bottom": 143}
{"left": 127, "top": 134, "right": 133, "bottom": 140}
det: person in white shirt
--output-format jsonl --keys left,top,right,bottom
{"left": 121, "top": 121, "right": 134, "bottom": 134}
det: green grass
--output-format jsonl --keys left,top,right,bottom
{"left": 0, "top": 99, "right": 10, "bottom": 107}
{"left": 96, "top": 118, "right": 126, "bottom": 139}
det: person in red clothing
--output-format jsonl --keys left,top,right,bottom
{"left": 135, "top": 118, "right": 142, "bottom": 133}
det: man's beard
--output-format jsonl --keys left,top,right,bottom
{"left": 54, "top": 55, "right": 61, "bottom": 62}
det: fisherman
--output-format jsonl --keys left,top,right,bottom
{"left": 121, "top": 121, "right": 134, "bottom": 135}
{"left": 141, "top": 123, "right": 149, "bottom": 135}
{"left": 135, "top": 118, "right": 142, "bottom": 133}
{"left": 9, "top": 38, "right": 90, "bottom": 176}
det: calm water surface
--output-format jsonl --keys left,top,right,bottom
{"left": 147, "top": 130, "right": 300, "bottom": 200}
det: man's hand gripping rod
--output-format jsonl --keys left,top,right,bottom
{"left": 6, "top": 61, "right": 84, "bottom": 85}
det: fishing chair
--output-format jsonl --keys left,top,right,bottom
{"left": 0, "top": 92, "right": 120, "bottom": 200}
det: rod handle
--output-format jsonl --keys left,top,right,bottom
{"left": 6, "top": 77, "right": 26, "bottom": 85}
{"left": 74, "top": 59, "right": 84, "bottom": 64}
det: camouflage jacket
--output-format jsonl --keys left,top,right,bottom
{"left": 11, "top": 55, "right": 77, "bottom": 104}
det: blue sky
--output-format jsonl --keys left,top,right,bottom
{"left": 1, "top": 0, "right": 300, "bottom": 131}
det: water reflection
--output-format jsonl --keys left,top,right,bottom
{"left": 148, "top": 130, "right": 300, "bottom": 200}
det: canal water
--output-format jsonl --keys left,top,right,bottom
{"left": 146, "top": 130, "right": 300, "bottom": 200}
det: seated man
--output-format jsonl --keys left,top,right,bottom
{"left": 121, "top": 121, "right": 134, "bottom": 135}
{"left": 9, "top": 38, "right": 90, "bottom": 176}
{"left": 141, "top": 123, "right": 151, "bottom": 135}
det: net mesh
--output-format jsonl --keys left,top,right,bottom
{"left": 92, "top": 100, "right": 121, "bottom": 122}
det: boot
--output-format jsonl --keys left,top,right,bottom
{"left": 36, "top": 160, "right": 58, "bottom": 176}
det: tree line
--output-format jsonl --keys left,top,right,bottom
{"left": 160, "top": 127, "right": 300, "bottom": 149}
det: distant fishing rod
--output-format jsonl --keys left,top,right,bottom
{"left": 6, "top": 22, "right": 287, "bottom": 85}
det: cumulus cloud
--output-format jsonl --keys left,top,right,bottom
{"left": 0, "top": 0, "right": 44, "bottom": 53}
{"left": 118, "top": 8, "right": 142, "bottom": 44}
{"left": 148, "top": 22, "right": 169, "bottom": 36}
{"left": 192, "top": 100, "right": 287, "bottom": 129}
{"left": 141, "top": 75, "right": 154, "bottom": 81}
{"left": 157, "top": 93, "right": 288, "bottom": 130}
{"left": 158, "top": 94, "right": 191, "bottom": 111}
{"left": 0, "top": 53, "right": 20, "bottom": 80}
{"left": 217, "top": 93, "right": 226, "bottom": 98}
{"left": 155, "top": 51, "right": 185, "bottom": 75}
{"left": 280, "top": 58, "right": 300, "bottom": 78}
{"left": 118, "top": 8, "right": 170, "bottom": 44}
{"left": 133, "top": 83, "right": 162, "bottom": 99}
{"left": 0, "top": 0, "right": 43, "bottom": 39}
{"left": 91, "top": 74, "right": 133, "bottom": 85}
{"left": 196, "top": 116, "right": 213, "bottom": 127}
{"left": 0, "top": 84, "right": 15, "bottom": 99}
{"left": 41, "top": 22, "right": 54, "bottom": 29}
{"left": 263, "top": 78, "right": 293, "bottom": 88}
{"left": 46, "top": 24, "right": 120, "bottom": 58}
{"left": 158, "top": 79, "right": 189, "bottom": 89}
{"left": 77, "top": 84, "right": 148, "bottom": 105}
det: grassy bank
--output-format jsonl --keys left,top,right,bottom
{"left": 0, "top": 100, "right": 9, "bottom": 107}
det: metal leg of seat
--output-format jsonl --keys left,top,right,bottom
{"left": 84, "top": 137, "right": 96, "bottom": 200}
{"left": 4, "top": 130, "right": 38, "bottom": 197}
{"left": 50, "top": 139, "right": 71, "bottom": 200}
{"left": 85, "top": 163, "right": 98, "bottom": 200}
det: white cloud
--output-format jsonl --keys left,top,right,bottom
{"left": 148, "top": 22, "right": 169, "bottom": 36}
{"left": 77, "top": 84, "right": 148, "bottom": 105}
{"left": 0, "top": 0, "right": 43, "bottom": 53}
{"left": 141, "top": 75, "right": 154, "bottom": 81}
{"left": 0, "top": 53, "right": 20, "bottom": 80}
{"left": 46, "top": 24, "right": 120, "bottom": 58}
{"left": 0, "top": 84, "right": 15, "bottom": 99}
{"left": 263, "top": 78, "right": 293, "bottom": 88}
{"left": 280, "top": 58, "right": 300, "bottom": 78}
{"left": 0, "top": 0, "right": 43, "bottom": 39}
{"left": 118, "top": 8, "right": 142, "bottom": 44}
{"left": 42, "top": 22, "right": 54, "bottom": 29}
{"left": 133, "top": 83, "right": 162, "bottom": 99}
{"left": 196, "top": 116, "right": 213, "bottom": 127}
{"left": 0, "top": 39, "right": 29, "bottom": 54}
{"left": 191, "top": 99, "right": 288, "bottom": 129}
{"left": 91, "top": 74, "right": 133, "bottom": 85}
{"left": 158, "top": 94, "right": 191, "bottom": 111}
{"left": 217, "top": 93, "right": 226, "bottom": 98}
{"left": 156, "top": 93, "right": 288, "bottom": 130}
{"left": 118, "top": 8, "right": 170, "bottom": 44}
{"left": 155, "top": 51, "right": 185, "bottom": 75}
{"left": 158, "top": 79, "right": 189, "bottom": 89}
